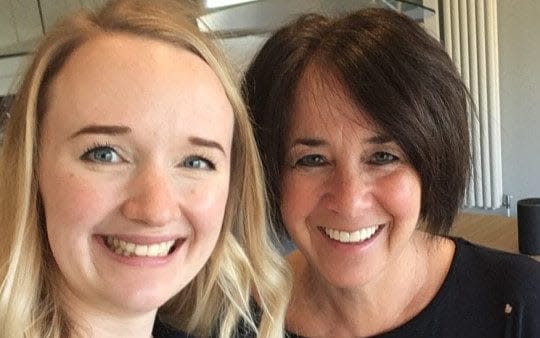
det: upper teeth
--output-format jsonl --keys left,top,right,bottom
{"left": 106, "top": 236, "right": 176, "bottom": 257}
{"left": 324, "top": 225, "right": 380, "bottom": 243}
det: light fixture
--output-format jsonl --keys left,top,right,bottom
{"left": 203, "top": 0, "right": 258, "bottom": 10}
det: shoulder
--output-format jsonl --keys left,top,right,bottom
{"left": 405, "top": 238, "right": 540, "bottom": 337}
{"left": 451, "top": 237, "right": 540, "bottom": 299}
{"left": 453, "top": 237, "right": 540, "bottom": 277}
{"left": 153, "top": 318, "right": 193, "bottom": 338}
{"left": 450, "top": 239, "right": 540, "bottom": 336}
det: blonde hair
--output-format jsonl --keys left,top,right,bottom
{"left": 0, "top": 0, "right": 290, "bottom": 337}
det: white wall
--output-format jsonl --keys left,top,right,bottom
{"left": 0, "top": 0, "right": 41, "bottom": 95}
{"left": 498, "top": 0, "right": 540, "bottom": 214}
{"left": 0, "top": 0, "right": 107, "bottom": 95}
{"left": 0, "top": 55, "right": 27, "bottom": 95}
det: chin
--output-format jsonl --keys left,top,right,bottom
{"left": 318, "top": 262, "right": 385, "bottom": 290}
{"left": 108, "top": 284, "right": 182, "bottom": 315}
{"left": 118, "top": 297, "right": 172, "bottom": 315}
{"left": 323, "top": 273, "right": 373, "bottom": 290}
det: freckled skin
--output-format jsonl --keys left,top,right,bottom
{"left": 38, "top": 34, "right": 234, "bottom": 320}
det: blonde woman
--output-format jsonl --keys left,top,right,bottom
{"left": 0, "top": 0, "right": 289, "bottom": 337}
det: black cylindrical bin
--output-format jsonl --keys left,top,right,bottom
{"left": 517, "top": 198, "right": 540, "bottom": 255}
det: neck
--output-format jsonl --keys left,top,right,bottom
{"left": 70, "top": 309, "right": 156, "bottom": 338}
{"left": 286, "top": 232, "right": 453, "bottom": 337}
{"left": 59, "top": 283, "right": 157, "bottom": 338}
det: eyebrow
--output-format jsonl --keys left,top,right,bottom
{"left": 189, "top": 136, "right": 226, "bottom": 155}
{"left": 290, "top": 134, "right": 394, "bottom": 147}
{"left": 69, "top": 125, "right": 131, "bottom": 139}
{"left": 290, "top": 137, "right": 328, "bottom": 147}
{"left": 367, "top": 134, "right": 394, "bottom": 144}
{"left": 68, "top": 127, "right": 225, "bottom": 153}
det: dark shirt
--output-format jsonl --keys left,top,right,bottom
{"left": 286, "top": 238, "right": 540, "bottom": 338}
{"left": 153, "top": 317, "right": 192, "bottom": 338}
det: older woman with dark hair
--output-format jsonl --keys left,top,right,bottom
{"left": 243, "top": 8, "right": 540, "bottom": 338}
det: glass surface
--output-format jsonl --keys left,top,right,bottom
{"left": 0, "top": 0, "right": 108, "bottom": 58}
{"left": 197, "top": 0, "right": 435, "bottom": 38}
{"left": 198, "top": 0, "right": 435, "bottom": 72}
{"left": 1, "top": 0, "right": 434, "bottom": 57}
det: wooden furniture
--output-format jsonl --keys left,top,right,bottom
{"left": 450, "top": 212, "right": 540, "bottom": 261}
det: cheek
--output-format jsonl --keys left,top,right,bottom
{"left": 39, "top": 164, "right": 118, "bottom": 242}
{"left": 377, "top": 168, "right": 422, "bottom": 222}
{"left": 280, "top": 171, "right": 320, "bottom": 231}
{"left": 184, "top": 179, "right": 230, "bottom": 237}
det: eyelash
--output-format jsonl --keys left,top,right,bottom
{"left": 81, "top": 142, "right": 123, "bottom": 164}
{"left": 294, "top": 154, "right": 328, "bottom": 167}
{"left": 293, "top": 151, "right": 399, "bottom": 167}
{"left": 81, "top": 143, "right": 217, "bottom": 170}
{"left": 181, "top": 154, "right": 216, "bottom": 171}
{"left": 369, "top": 151, "right": 399, "bottom": 165}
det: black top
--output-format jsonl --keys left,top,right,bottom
{"left": 286, "top": 238, "right": 540, "bottom": 338}
{"left": 153, "top": 317, "right": 192, "bottom": 338}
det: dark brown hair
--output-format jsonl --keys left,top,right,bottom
{"left": 243, "top": 8, "right": 470, "bottom": 237}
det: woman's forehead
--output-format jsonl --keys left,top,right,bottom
{"left": 290, "top": 64, "right": 379, "bottom": 137}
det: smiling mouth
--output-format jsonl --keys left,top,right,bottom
{"left": 103, "top": 236, "right": 179, "bottom": 257}
{"left": 320, "top": 224, "right": 384, "bottom": 244}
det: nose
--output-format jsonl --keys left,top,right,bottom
{"left": 121, "top": 166, "right": 181, "bottom": 227}
{"left": 322, "top": 165, "right": 373, "bottom": 217}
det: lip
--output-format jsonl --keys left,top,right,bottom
{"left": 94, "top": 234, "right": 185, "bottom": 268}
{"left": 318, "top": 224, "right": 385, "bottom": 249}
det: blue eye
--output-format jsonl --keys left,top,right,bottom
{"left": 295, "top": 154, "right": 327, "bottom": 167}
{"left": 370, "top": 152, "right": 398, "bottom": 165}
{"left": 81, "top": 146, "right": 121, "bottom": 163}
{"left": 182, "top": 155, "right": 215, "bottom": 170}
